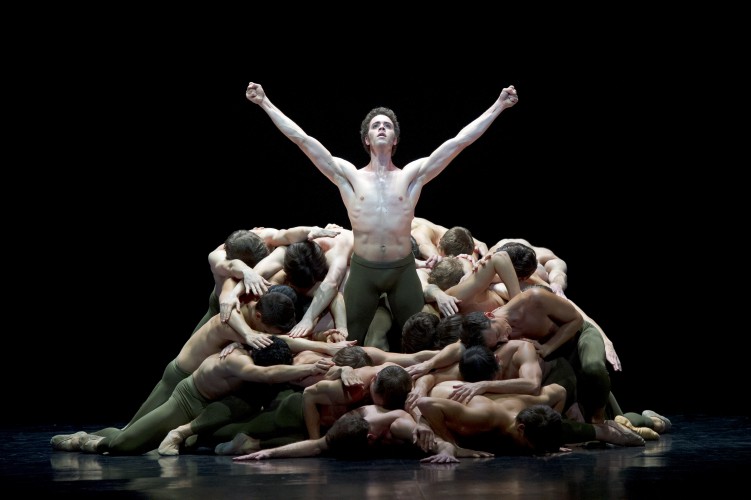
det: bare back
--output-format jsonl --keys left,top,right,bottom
{"left": 176, "top": 314, "right": 246, "bottom": 373}
{"left": 458, "top": 289, "right": 506, "bottom": 314}
{"left": 500, "top": 287, "right": 583, "bottom": 350}
{"left": 496, "top": 340, "right": 543, "bottom": 381}
{"left": 500, "top": 290, "right": 571, "bottom": 342}
{"left": 192, "top": 350, "right": 247, "bottom": 401}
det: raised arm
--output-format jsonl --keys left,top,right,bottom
{"left": 246, "top": 82, "right": 356, "bottom": 184}
{"left": 404, "top": 86, "right": 518, "bottom": 184}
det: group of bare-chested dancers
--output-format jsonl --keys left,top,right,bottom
{"left": 51, "top": 81, "right": 671, "bottom": 462}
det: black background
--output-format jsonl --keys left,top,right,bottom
{"left": 8, "top": 18, "right": 727, "bottom": 427}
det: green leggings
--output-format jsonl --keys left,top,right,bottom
{"left": 542, "top": 357, "right": 578, "bottom": 413}
{"left": 91, "top": 376, "right": 208, "bottom": 455}
{"left": 560, "top": 411, "right": 655, "bottom": 445}
{"left": 344, "top": 253, "right": 425, "bottom": 346}
{"left": 549, "top": 320, "right": 610, "bottom": 422}
{"left": 94, "top": 359, "right": 190, "bottom": 436}
{"left": 621, "top": 412, "right": 655, "bottom": 428}
{"left": 195, "top": 389, "right": 307, "bottom": 449}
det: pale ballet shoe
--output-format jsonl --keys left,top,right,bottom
{"left": 158, "top": 430, "right": 183, "bottom": 456}
{"left": 50, "top": 431, "right": 88, "bottom": 451}
{"left": 214, "top": 433, "right": 259, "bottom": 456}
{"left": 615, "top": 415, "right": 660, "bottom": 440}
{"left": 603, "top": 420, "right": 645, "bottom": 447}
{"left": 642, "top": 410, "right": 671, "bottom": 433}
{"left": 79, "top": 435, "right": 104, "bottom": 453}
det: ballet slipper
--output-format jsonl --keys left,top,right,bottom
{"left": 602, "top": 420, "right": 645, "bottom": 447}
{"left": 614, "top": 416, "right": 660, "bottom": 440}
{"left": 642, "top": 410, "right": 671, "bottom": 433}
{"left": 214, "top": 433, "right": 259, "bottom": 456}
{"left": 79, "top": 435, "right": 104, "bottom": 453}
{"left": 158, "top": 430, "right": 183, "bottom": 456}
{"left": 50, "top": 431, "right": 88, "bottom": 451}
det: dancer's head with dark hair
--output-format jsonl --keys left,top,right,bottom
{"left": 225, "top": 229, "right": 269, "bottom": 267}
{"left": 402, "top": 311, "right": 440, "bottom": 353}
{"left": 256, "top": 292, "right": 297, "bottom": 333}
{"left": 459, "top": 345, "right": 500, "bottom": 382}
{"left": 284, "top": 241, "right": 328, "bottom": 292}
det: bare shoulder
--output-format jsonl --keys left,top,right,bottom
{"left": 521, "top": 286, "right": 557, "bottom": 309}
{"left": 412, "top": 216, "right": 430, "bottom": 229}
{"left": 503, "top": 339, "right": 530, "bottom": 351}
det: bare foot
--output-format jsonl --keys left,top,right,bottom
{"left": 51, "top": 431, "right": 88, "bottom": 451}
{"left": 215, "top": 433, "right": 260, "bottom": 456}
{"left": 158, "top": 430, "right": 184, "bottom": 456}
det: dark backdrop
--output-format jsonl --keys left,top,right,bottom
{"left": 8, "top": 24, "right": 725, "bottom": 427}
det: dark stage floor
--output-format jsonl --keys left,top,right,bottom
{"left": 2, "top": 414, "right": 750, "bottom": 499}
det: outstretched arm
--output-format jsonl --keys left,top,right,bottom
{"left": 265, "top": 226, "right": 341, "bottom": 246}
{"left": 363, "top": 346, "right": 438, "bottom": 367}
{"left": 234, "top": 356, "right": 332, "bottom": 384}
{"left": 404, "top": 86, "right": 519, "bottom": 185}
{"left": 280, "top": 335, "right": 356, "bottom": 356}
{"left": 246, "top": 82, "right": 357, "bottom": 185}
{"left": 233, "top": 436, "right": 329, "bottom": 460}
